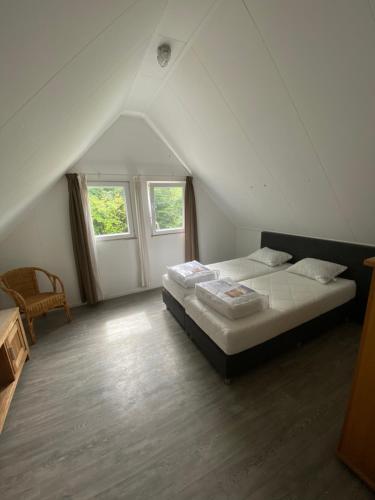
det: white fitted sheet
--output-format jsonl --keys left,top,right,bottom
{"left": 162, "top": 258, "right": 290, "bottom": 306}
{"left": 207, "top": 258, "right": 290, "bottom": 282}
{"left": 185, "top": 271, "right": 356, "bottom": 355}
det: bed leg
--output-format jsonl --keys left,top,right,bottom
{"left": 224, "top": 377, "right": 232, "bottom": 385}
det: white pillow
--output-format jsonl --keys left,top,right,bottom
{"left": 247, "top": 247, "right": 292, "bottom": 267}
{"left": 287, "top": 258, "right": 347, "bottom": 284}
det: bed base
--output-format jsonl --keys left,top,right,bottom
{"left": 162, "top": 284, "right": 354, "bottom": 380}
{"left": 185, "top": 302, "right": 354, "bottom": 380}
{"left": 162, "top": 287, "right": 186, "bottom": 329}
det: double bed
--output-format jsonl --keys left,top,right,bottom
{"left": 162, "top": 257, "right": 290, "bottom": 327}
{"left": 185, "top": 270, "right": 356, "bottom": 356}
{"left": 163, "top": 231, "right": 374, "bottom": 381}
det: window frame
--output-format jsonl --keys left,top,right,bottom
{"left": 148, "top": 181, "right": 185, "bottom": 236}
{"left": 87, "top": 180, "right": 135, "bottom": 241}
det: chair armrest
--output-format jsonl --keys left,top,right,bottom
{"left": 34, "top": 268, "right": 65, "bottom": 294}
{"left": 0, "top": 281, "right": 27, "bottom": 311}
{"left": 49, "top": 273, "right": 65, "bottom": 294}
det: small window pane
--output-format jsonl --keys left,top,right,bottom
{"left": 153, "top": 185, "right": 184, "bottom": 231}
{"left": 88, "top": 186, "right": 129, "bottom": 236}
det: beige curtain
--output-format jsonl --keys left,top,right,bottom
{"left": 184, "top": 176, "right": 199, "bottom": 262}
{"left": 133, "top": 176, "right": 151, "bottom": 288}
{"left": 66, "top": 174, "right": 102, "bottom": 304}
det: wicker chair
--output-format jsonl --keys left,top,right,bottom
{"left": 0, "top": 267, "right": 72, "bottom": 344}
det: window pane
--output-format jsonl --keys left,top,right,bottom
{"left": 153, "top": 185, "right": 184, "bottom": 231}
{"left": 88, "top": 186, "right": 129, "bottom": 236}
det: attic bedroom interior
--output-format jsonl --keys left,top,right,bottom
{"left": 1, "top": 0, "right": 375, "bottom": 498}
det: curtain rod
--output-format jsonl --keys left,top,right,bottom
{"left": 82, "top": 173, "right": 188, "bottom": 179}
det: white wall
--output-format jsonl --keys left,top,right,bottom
{"left": 235, "top": 228, "right": 261, "bottom": 258}
{"left": 194, "top": 180, "right": 235, "bottom": 264}
{"left": 74, "top": 115, "right": 186, "bottom": 176}
{"left": 0, "top": 178, "right": 81, "bottom": 308}
{"left": 95, "top": 237, "right": 141, "bottom": 300}
{"left": 0, "top": 115, "right": 236, "bottom": 308}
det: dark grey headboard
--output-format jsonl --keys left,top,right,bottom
{"left": 261, "top": 231, "right": 375, "bottom": 320}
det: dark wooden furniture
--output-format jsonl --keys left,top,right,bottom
{"left": 0, "top": 308, "right": 30, "bottom": 432}
{"left": 337, "top": 257, "right": 375, "bottom": 491}
{"left": 0, "top": 267, "right": 72, "bottom": 344}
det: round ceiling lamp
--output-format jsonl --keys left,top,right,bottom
{"left": 157, "top": 43, "right": 171, "bottom": 68}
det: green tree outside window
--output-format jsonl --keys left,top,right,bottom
{"left": 88, "top": 186, "right": 128, "bottom": 236}
{"left": 153, "top": 186, "right": 183, "bottom": 230}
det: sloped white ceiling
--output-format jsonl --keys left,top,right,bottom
{"left": 1, "top": 0, "right": 375, "bottom": 246}
{"left": 125, "top": 0, "right": 216, "bottom": 111}
{"left": 147, "top": 0, "right": 375, "bottom": 245}
{"left": 1, "top": 0, "right": 135, "bottom": 127}
{"left": 0, "top": 0, "right": 166, "bottom": 238}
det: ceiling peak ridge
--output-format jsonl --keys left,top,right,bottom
{"left": 122, "top": 109, "right": 191, "bottom": 174}
{"left": 140, "top": 0, "right": 223, "bottom": 114}
{"left": 121, "top": 110, "right": 236, "bottom": 227}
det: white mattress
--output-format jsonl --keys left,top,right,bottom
{"left": 162, "top": 258, "right": 290, "bottom": 306}
{"left": 185, "top": 271, "right": 356, "bottom": 355}
{"left": 163, "top": 273, "right": 195, "bottom": 305}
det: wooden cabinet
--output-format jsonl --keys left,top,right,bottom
{"left": 0, "top": 308, "right": 30, "bottom": 432}
{"left": 338, "top": 257, "right": 375, "bottom": 491}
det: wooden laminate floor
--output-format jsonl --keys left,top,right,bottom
{"left": 0, "top": 289, "right": 373, "bottom": 500}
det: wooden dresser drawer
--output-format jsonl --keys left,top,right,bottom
{"left": 0, "top": 308, "right": 30, "bottom": 432}
{"left": 6, "top": 320, "right": 28, "bottom": 375}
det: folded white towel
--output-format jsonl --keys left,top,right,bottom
{"left": 195, "top": 278, "right": 269, "bottom": 319}
{"left": 167, "top": 261, "right": 219, "bottom": 288}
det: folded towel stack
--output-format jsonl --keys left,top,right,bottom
{"left": 167, "top": 260, "right": 219, "bottom": 288}
{"left": 195, "top": 278, "right": 269, "bottom": 319}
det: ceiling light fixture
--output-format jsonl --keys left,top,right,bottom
{"left": 157, "top": 43, "right": 171, "bottom": 68}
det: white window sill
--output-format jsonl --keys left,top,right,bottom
{"left": 95, "top": 233, "right": 137, "bottom": 242}
{"left": 151, "top": 229, "right": 185, "bottom": 237}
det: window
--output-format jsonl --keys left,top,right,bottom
{"left": 148, "top": 182, "right": 185, "bottom": 235}
{"left": 88, "top": 181, "right": 134, "bottom": 240}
